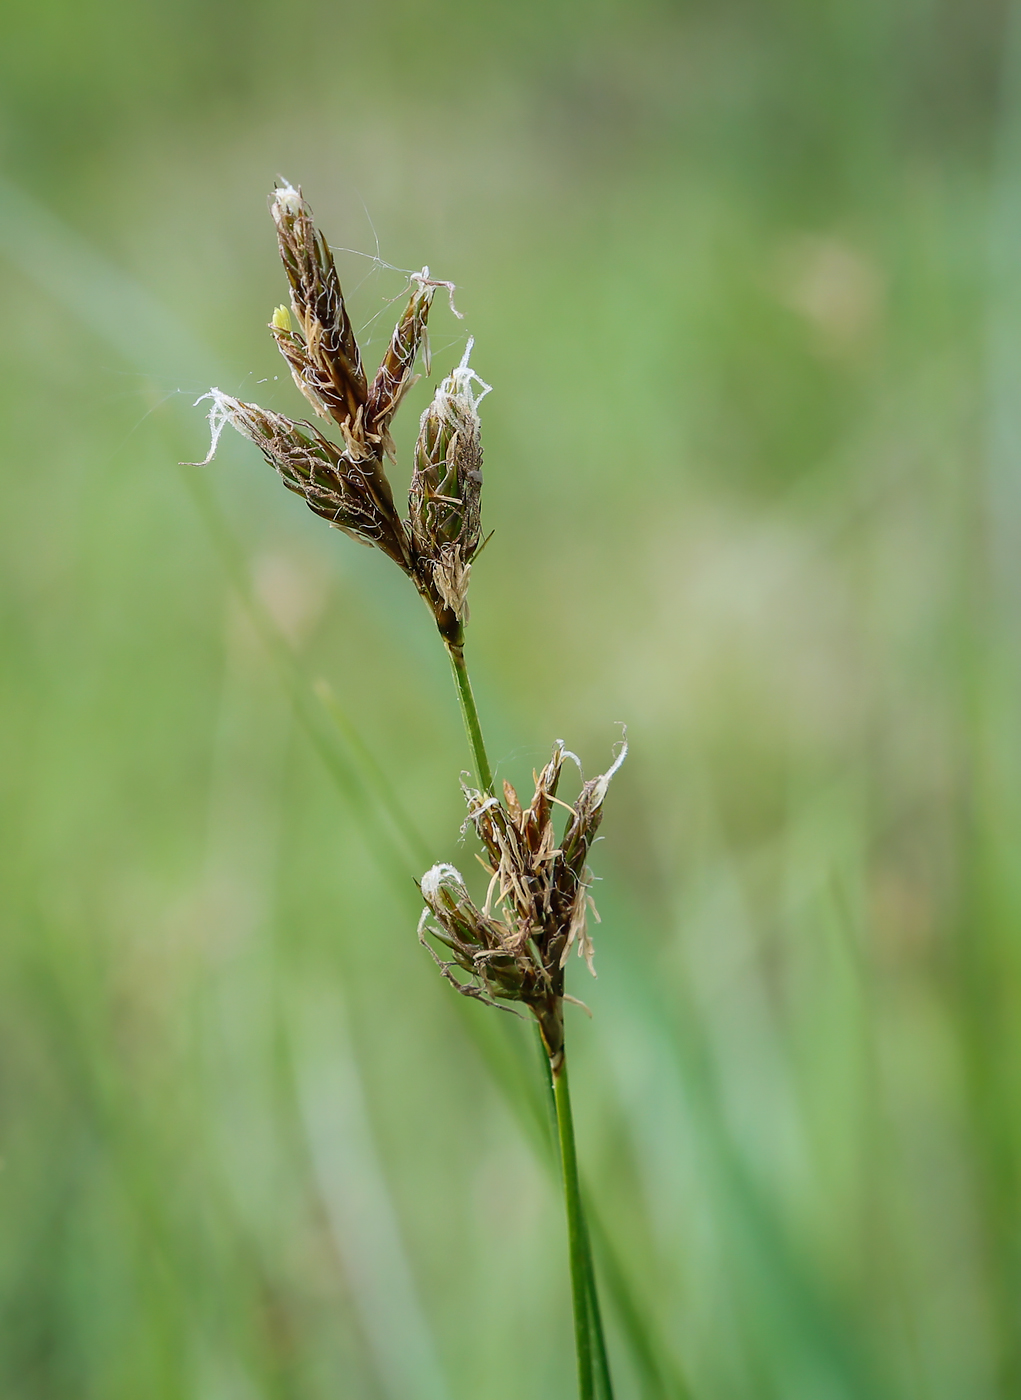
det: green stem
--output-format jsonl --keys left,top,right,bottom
{"left": 536, "top": 1030, "right": 614, "bottom": 1397}
{"left": 555, "top": 1057, "right": 595, "bottom": 1400}
{"left": 444, "top": 639, "right": 611, "bottom": 1397}
{"left": 445, "top": 641, "right": 495, "bottom": 794}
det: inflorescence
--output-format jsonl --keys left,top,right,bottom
{"left": 192, "top": 182, "right": 624, "bottom": 1071}
{"left": 193, "top": 181, "right": 489, "bottom": 647}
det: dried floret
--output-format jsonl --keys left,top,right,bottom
{"left": 409, "top": 340, "right": 490, "bottom": 626}
{"left": 269, "top": 182, "right": 367, "bottom": 431}
{"left": 418, "top": 737, "right": 627, "bottom": 1071}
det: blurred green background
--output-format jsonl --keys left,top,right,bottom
{"left": 2, "top": 0, "right": 1019, "bottom": 1395}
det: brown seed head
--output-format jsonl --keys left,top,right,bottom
{"left": 418, "top": 864, "right": 532, "bottom": 1003}
{"left": 409, "top": 341, "right": 490, "bottom": 627}
{"left": 192, "top": 182, "right": 488, "bottom": 640}
{"left": 269, "top": 183, "right": 367, "bottom": 433}
{"left": 192, "top": 390, "right": 410, "bottom": 565}
{"left": 418, "top": 737, "right": 627, "bottom": 1069}
{"left": 364, "top": 271, "right": 435, "bottom": 458}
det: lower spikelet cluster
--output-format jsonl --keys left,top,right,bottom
{"left": 418, "top": 738, "right": 626, "bottom": 1071}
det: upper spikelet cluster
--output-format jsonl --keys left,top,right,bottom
{"left": 418, "top": 738, "right": 627, "bottom": 1070}
{"left": 192, "top": 182, "right": 489, "bottom": 647}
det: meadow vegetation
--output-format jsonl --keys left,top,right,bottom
{"left": 0, "top": 1, "right": 1016, "bottom": 1396}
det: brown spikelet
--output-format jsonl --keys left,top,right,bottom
{"left": 418, "top": 737, "right": 627, "bottom": 1070}
{"left": 269, "top": 183, "right": 367, "bottom": 431}
{"left": 364, "top": 273, "right": 435, "bottom": 457}
{"left": 408, "top": 341, "right": 490, "bottom": 627}
{"left": 191, "top": 391, "right": 410, "bottom": 566}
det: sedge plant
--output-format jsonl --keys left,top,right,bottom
{"left": 193, "top": 182, "right": 625, "bottom": 1400}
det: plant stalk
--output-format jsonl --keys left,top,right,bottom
{"left": 444, "top": 636, "right": 612, "bottom": 1399}
{"left": 445, "top": 641, "right": 495, "bottom": 794}
{"left": 555, "top": 1056, "right": 595, "bottom": 1400}
{"left": 537, "top": 1032, "right": 614, "bottom": 1398}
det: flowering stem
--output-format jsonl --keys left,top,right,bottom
{"left": 445, "top": 641, "right": 495, "bottom": 795}
{"left": 555, "top": 1057, "right": 596, "bottom": 1400}
{"left": 537, "top": 1042, "right": 613, "bottom": 1397}
{"left": 443, "top": 640, "right": 613, "bottom": 1399}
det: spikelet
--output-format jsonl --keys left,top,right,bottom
{"left": 409, "top": 340, "right": 490, "bottom": 627}
{"left": 418, "top": 737, "right": 627, "bottom": 1071}
{"left": 190, "top": 390, "right": 409, "bottom": 565}
{"left": 269, "top": 183, "right": 367, "bottom": 433}
{"left": 364, "top": 271, "right": 436, "bottom": 458}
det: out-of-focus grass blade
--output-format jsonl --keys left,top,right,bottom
{"left": 182, "top": 466, "right": 431, "bottom": 885}
{"left": 597, "top": 892, "right": 895, "bottom": 1400}
{"left": 314, "top": 676, "right": 433, "bottom": 870}
{"left": 289, "top": 987, "right": 454, "bottom": 1400}
{"left": 968, "top": 5, "right": 1021, "bottom": 1388}
{"left": 587, "top": 1200, "right": 694, "bottom": 1400}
